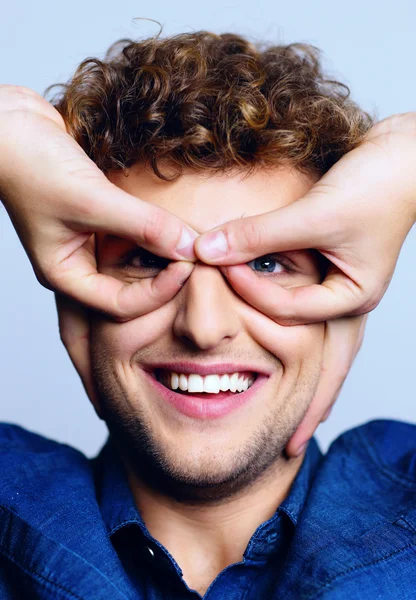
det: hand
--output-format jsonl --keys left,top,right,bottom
{"left": 285, "top": 314, "right": 367, "bottom": 458}
{"left": 0, "top": 86, "right": 197, "bottom": 320}
{"left": 195, "top": 113, "right": 416, "bottom": 325}
{"left": 55, "top": 293, "right": 99, "bottom": 415}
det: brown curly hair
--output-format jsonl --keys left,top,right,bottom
{"left": 48, "top": 28, "right": 373, "bottom": 181}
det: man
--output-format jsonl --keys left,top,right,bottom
{"left": 1, "top": 30, "right": 415, "bottom": 599}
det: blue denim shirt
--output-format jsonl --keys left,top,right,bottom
{"left": 0, "top": 419, "right": 415, "bottom": 599}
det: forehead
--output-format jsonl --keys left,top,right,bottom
{"left": 108, "top": 163, "right": 317, "bottom": 233}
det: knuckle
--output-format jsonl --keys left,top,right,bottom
{"left": 41, "top": 263, "right": 61, "bottom": 289}
{"left": 359, "top": 294, "right": 380, "bottom": 314}
{"left": 238, "top": 219, "right": 265, "bottom": 254}
{"left": 33, "top": 264, "right": 54, "bottom": 290}
{"left": 351, "top": 278, "right": 388, "bottom": 316}
{"left": 58, "top": 328, "right": 69, "bottom": 348}
{"left": 142, "top": 209, "right": 167, "bottom": 248}
{"left": 113, "top": 287, "right": 139, "bottom": 322}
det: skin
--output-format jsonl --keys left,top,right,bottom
{"left": 0, "top": 85, "right": 197, "bottom": 318}
{"left": 196, "top": 114, "right": 416, "bottom": 324}
{"left": 80, "top": 162, "right": 364, "bottom": 595}
{"left": 1, "top": 86, "right": 412, "bottom": 455}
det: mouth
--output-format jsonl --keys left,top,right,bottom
{"left": 154, "top": 368, "right": 257, "bottom": 397}
{"left": 142, "top": 363, "right": 270, "bottom": 419}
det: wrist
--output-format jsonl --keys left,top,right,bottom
{"left": 366, "top": 113, "right": 416, "bottom": 223}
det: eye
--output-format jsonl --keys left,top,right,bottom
{"left": 246, "top": 254, "right": 292, "bottom": 275}
{"left": 121, "top": 247, "right": 171, "bottom": 273}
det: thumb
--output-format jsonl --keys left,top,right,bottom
{"left": 195, "top": 191, "right": 344, "bottom": 265}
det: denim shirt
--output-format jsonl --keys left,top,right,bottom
{"left": 0, "top": 419, "right": 415, "bottom": 599}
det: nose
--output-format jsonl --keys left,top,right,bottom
{"left": 173, "top": 263, "right": 240, "bottom": 351}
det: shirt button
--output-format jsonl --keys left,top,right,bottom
{"left": 145, "top": 546, "right": 155, "bottom": 559}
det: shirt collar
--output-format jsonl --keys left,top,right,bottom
{"left": 243, "top": 436, "right": 324, "bottom": 559}
{"left": 92, "top": 434, "right": 324, "bottom": 550}
{"left": 92, "top": 435, "right": 145, "bottom": 537}
{"left": 279, "top": 436, "right": 324, "bottom": 526}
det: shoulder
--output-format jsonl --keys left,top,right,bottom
{"left": 327, "top": 418, "right": 416, "bottom": 485}
{"left": 0, "top": 421, "right": 71, "bottom": 451}
{"left": 0, "top": 422, "right": 93, "bottom": 513}
{"left": 294, "top": 420, "right": 416, "bottom": 597}
{"left": 300, "top": 418, "right": 416, "bottom": 532}
{"left": 0, "top": 421, "right": 86, "bottom": 462}
{"left": 0, "top": 421, "right": 89, "bottom": 467}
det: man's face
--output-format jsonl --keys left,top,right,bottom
{"left": 91, "top": 164, "right": 325, "bottom": 502}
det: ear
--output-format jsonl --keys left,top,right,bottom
{"left": 55, "top": 292, "right": 103, "bottom": 419}
{"left": 285, "top": 313, "right": 368, "bottom": 458}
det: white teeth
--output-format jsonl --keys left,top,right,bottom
{"left": 171, "top": 373, "right": 179, "bottom": 390}
{"left": 229, "top": 373, "right": 239, "bottom": 392}
{"left": 188, "top": 374, "right": 204, "bottom": 393}
{"left": 161, "top": 370, "right": 256, "bottom": 394}
{"left": 204, "top": 375, "right": 220, "bottom": 394}
{"left": 179, "top": 374, "right": 188, "bottom": 391}
{"left": 219, "top": 374, "right": 230, "bottom": 391}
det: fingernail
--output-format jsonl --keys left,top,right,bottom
{"left": 198, "top": 230, "right": 228, "bottom": 261}
{"left": 177, "top": 228, "right": 197, "bottom": 259}
{"left": 176, "top": 264, "right": 193, "bottom": 286}
{"left": 295, "top": 442, "right": 307, "bottom": 457}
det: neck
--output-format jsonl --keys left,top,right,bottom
{"left": 124, "top": 451, "right": 305, "bottom": 595}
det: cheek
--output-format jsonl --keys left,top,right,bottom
{"left": 241, "top": 305, "right": 325, "bottom": 369}
{"left": 90, "top": 304, "right": 177, "bottom": 362}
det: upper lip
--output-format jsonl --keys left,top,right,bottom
{"left": 141, "top": 361, "right": 272, "bottom": 376}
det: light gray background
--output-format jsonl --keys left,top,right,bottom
{"left": 1, "top": 0, "right": 415, "bottom": 458}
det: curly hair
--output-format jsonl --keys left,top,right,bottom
{"left": 48, "top": 28, "right": 373, "bottom": 181}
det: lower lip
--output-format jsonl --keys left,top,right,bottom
{"left": 143, "top": 371, "right": 268, "bottom": 419}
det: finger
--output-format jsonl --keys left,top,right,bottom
{"left": 285, "top": 315, "right": 365, "bottom": 457}
{"left": 0, "top": 95, "right": 197, "bottom": 260}
{"left": 220, "top": 264, "right": 368, "bottom": 325}
{"left": 55, "top": 293, "right": 100, "bottom": 414}
{"left": 285, "top": 381, "right": 343, "bottom": 459}
{"left": 62, "top": 178, "right": 198, "bottom": 261}
{"left": 0, "top": 85, "right": 66, "bottom": 129}
{"left": 195, "top": 195, "right": 341, "bottom": 264}
{"left": 55, "top": 260, "right": 195, "bottom": 321}
{"left": 354, "top": 313, "right": 369, "bottom": 356}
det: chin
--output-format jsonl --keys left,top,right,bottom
{"left": 104, "top": 393, "right": 306, "bottom": 504}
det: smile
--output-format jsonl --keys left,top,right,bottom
{"left": 155, "top": 369, "right": 257, "bottom": 394}
{"left": 142, "top": 362, "right": 270, "bottom": 420}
